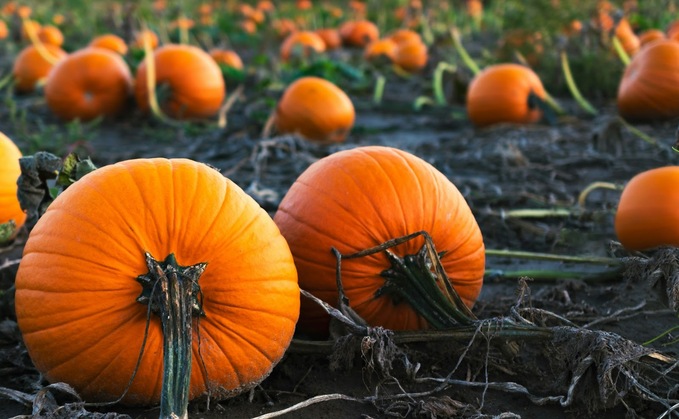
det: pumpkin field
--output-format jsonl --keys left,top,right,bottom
{"left": 3, "top": 0, "right": 679, "bottom": 418}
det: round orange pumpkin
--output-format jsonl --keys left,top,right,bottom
{"left": 614, "top": 18, "right": 640, "bottom": 56}
{"left": 617, "top": 40, "right": 679, "bottom": 121}
{"left": 135, "top": 44, "right": 226, "bottom": 119}
{"left": 12, "top": 44, "right": 67, "bottom": 93}
{"left": 280, "top": 31, "right": 326, "bottom": 62}
{"left": 0, "top": 132, "right": 26, "bottom": 233}
{"left": 15, "top": 158, "right": 300, "bottom": 407}
{"left": 0, "top": 20, "right": 8, "bottom": 40}
{"left": 274, "top": 146, "right": 485, "bottom": 336}
{"left": 37, "top": 25, "right": 64, "bottom": 47}
{"left": 363, "top": 38, "right": 397, "bottom": 62}
{"left": 209, "top": 48, "right": 244, "bottom": 70}
{"left": 339, "top": 19, "right": 379, "bottom": 47}
{"left": 274, "top": 76, "right": 355, "bottom": 143}
{"left": 466, "top": 63, "right": 547, "bottom": 127}
{"left": 314, "top": 28, "right": 342, "bottom": 50}
{"left": 89, "top": 34, "right": 129, "bottom": 55}
{"left": 388, "top": 28, "right": 422, "bottom": 46}
{"left": 393, "top": 39, "right": 428, "bottom": 73}
{"left": 45, "top": 47, "right": 133, "bottom": 121}
{"left": 615, "top": 166, "right": 679, "bottom": 251}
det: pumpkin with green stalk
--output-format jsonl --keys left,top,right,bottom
{"left": 15, "top": 158, "right": 300, "bottom": 418}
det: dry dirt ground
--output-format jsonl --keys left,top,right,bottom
{"left": 2, "top": 92, "right": 679, "bottom": 419}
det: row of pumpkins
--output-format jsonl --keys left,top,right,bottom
{"left": 1, "top": 128, "right": 677, "bottom": 410}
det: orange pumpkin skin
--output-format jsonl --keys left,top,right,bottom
{"left": 89, "top": 34, "right": 129, "bottom": 55}
{"left": 615, "top": 166, "right": 679, "bottom": 251}
{"left": 388, "top": 28, "right": 422, "bottom": 46}
{"left": 339, "top": 20, "right": 379, "bottom": 47}
{"left": 615, "top": 18, "right": 640, "bottom": 56}
{"left": 135, "top": 44, "right": 226, "bottom": 119}
{"left": 45, "top": 47, "right": 133, "bottom": 121}
{"left": 363, "top": 38, "right": 397, "bottom": 62}
{"left": 280, "top": 31, "right": 326, "bottom": 62}
{"left": 274, "top": 76, "right": 355, "bottom": 143}
{"left": 15, "top": 158, "right": 300, "bottom": 406}
{"left": 393, "top": 39, "right": 428, "bottom": 73}
{"left": 274, "top": 146, "right": 485, "bottom": 335}
{"left": 12, "top": 44, "right": 67, "bottom": 93}
{"left": 131, "top": 29, "right": 159, "bottom": 50}
{"left": 0, "top": 132, "right": 26, "bottom": 231}
{"left": 209, "top": 48, "right": 244, "bottom": 70}
{"left": 638, "top": 29, "right": 665, "bottom": 48}
{"left": 0, "top": 20, "right": 8, "bottom": 40}
{"left": 618, "top": 40, "right": 679, "bottom": 121}
{"left": 466, "top": 63, "right": 547, "bottom": 128}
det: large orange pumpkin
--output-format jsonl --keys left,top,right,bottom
{"left": 45, "top": 47, "right": 133, "bottom": 121}
{"left": 135, "top": 44, "right": 226, "bottom": 119}
{"left": 279, "top": 31, "right": 326, "bottom": 62}
{"left": 617, "top": 40, "right": 679, "bottom": 121}
{"left": 466, "top": 63, "right": 547, "bottom": 127}
{"left": 89, "top": 34, "right": 129, "bottom": 55}
{"left": 615, "top": 166, "right": 679, "bottom": 251}
{"left": 12, "top": 44, "right": 67, "bottom": 93}
{"left": 0, "top": 132, "right": 26, "bottom": 234}
{"left": 15, "top": 158, "right": 300, "bottom": 411}
{"left": 274, "top": 76, "right": 355, "bottom": 143}
{"left": 274, "top": 146, "right": 485, "bottom": 336}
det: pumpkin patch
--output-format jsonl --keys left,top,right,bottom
{"left": 3, "top": 1, "right": 679, "bottom": 418}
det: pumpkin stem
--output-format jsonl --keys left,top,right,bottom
{"left": 449, "top": 27, "right": 480, "bottom": 76}
{"left": 559, "top": 51, "right": 598, "bottom": 116}
{"left": 337, "top": 231, "right": 476, "bottom": 329}
{"left": 136, "top": 252, "right": 207, "bottom": 419}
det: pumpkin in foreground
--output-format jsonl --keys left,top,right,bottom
{"left": 15, "top": 158, "right": 300, "bottom": 413}
{"left": 466, "top": 63, "right": 547, "bottom": 128}
{"left": 274, "top": 76, "right": 355, "bottom": 143}
{"left": 615, "top": 166, "right": 679, "bottom": 251}
{"left": 0, "top": 132, "right": 26, "bottom": 236}
{"left": 274, "top": 146, "right": 485, "bottom": 336}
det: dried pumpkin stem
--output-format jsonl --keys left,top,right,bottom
{"left": 485, "top": 248, "right": 620, "bottom": 266}
{"left": 337, "top": 231, "right": 476, "bottom": 329}
{"left": 577, "top": 181, "right": 623, "bottom": 207}
{"left": 136, "top": 253, "right": 207, "bottom": 419}
{"left": 560, "top": 51, "right": 598, "bottom": 116}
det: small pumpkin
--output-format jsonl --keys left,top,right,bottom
{"left": 274, "top": 146, "right": 485, "bottom": 336}
{"left": 37, "top": 25, "right": 64, "bottom": 47}
{"left": 274, "top": 76, "right": 355, "bottom": 143}
{"left": 280, "top": 31, "right": 326, "bottom": 62}
{"left": 339, "top": 19, "right": 379, "bottom": 47}
{"left": 15, "top": 158, "right": 300, "bottom": 412}
{"left": 89, "top": 34, "right": 128, "bottom": 55}
{"left": 617, "top": 39, "right": 679, "bottom": 121}
{"left": 388, "top": 28, "right": 421, "bottom": 46}
{"left": 0, "top": 132, "right": 26, "bottom": 236}
{"left": 363, "top": 38, "right": 397, "bottom": 62}
{"left": 466, "top": 63, "right": 547, "bottom": 127}
{"left": 614, "top": 18, "right": 640, "bottom": 56}
{"left": 45, "top": 47, "right": 133, "bottom": 121}
{"left": 615, "top": 166, "right": 679, "bottom": 251}
{"left": 393, "top": 39, "right": 428, "bottom": 73}
{"left": 12, "top": 44, "right": 67, "bottom": 93}
{"left": 314, "top": 28, "right": 342, "bottom": 50}
{"left": 0, "top": 20, "right": 9, "bottom": 40}
{"left": 209, "top": 48, "right": 244, "bottom": 70}
{"left": 135, "top": 44, "right": 226, "bottom": 120}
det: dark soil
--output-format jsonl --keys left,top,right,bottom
{"left": 2, "top": 86, "right": 679, "bottom": 419}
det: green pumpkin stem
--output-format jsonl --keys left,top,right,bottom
{"left": 136, "top": 252, "right": 207, "bottom": 419}
{"left": 337, "top": 231, "right": 476, "bottom": 330}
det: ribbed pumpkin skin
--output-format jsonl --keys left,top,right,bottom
{"left": 0, "top": 132, "right": 26, "bottom": 230}
{"left": 275, "top": 76, "right": 355, "bottom": 143}
{"left": 12, "top": 45, "right": 67, "bottom": 93}
{"left": 466, "top": 63, "right": 546, "bottom": 128}
{"left": 135, "top": 44, "right": 226, "bottom": 119}
{"left": 45, "top": 47, "right": 133, "bottom": 121}
{"left": 15, "top": 158, "right": 300, "bottom": 406}
{"left": 274, "top": 146, "right": 485, "bottom": 335}
{"left": 617, "top": 40, "right": 679, "bottom": 122}
{"left": 615, "top": 166, "right": 679, "bottom": 251}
